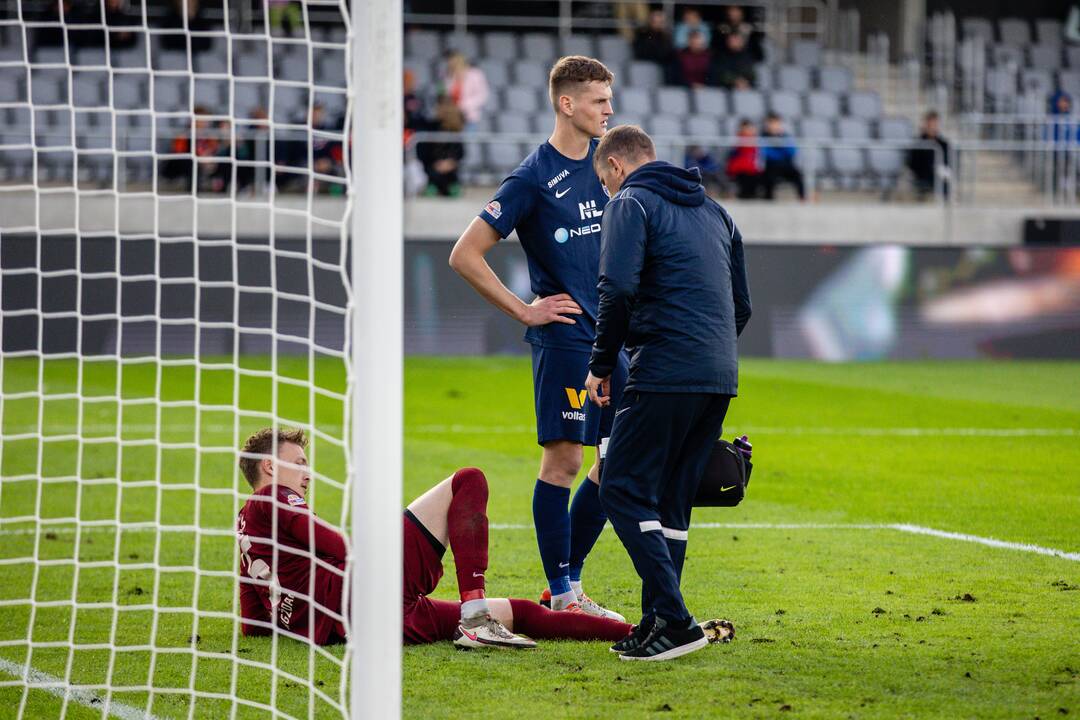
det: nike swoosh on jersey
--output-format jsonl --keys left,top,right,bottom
{"left": 554, "top": 187, "right": 572, "bottom": 198}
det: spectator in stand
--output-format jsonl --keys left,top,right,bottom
{"left": 684, "top": 145, "right": 727, "bottom": 195}
{"left": 443, "top": 51, "right": 490, "bottom": 131}
{"left": 1046, "top": 91, "right": 1078, "bottom": 143}
{"left": 162, "top": 0, "right": 211, "bottom": 52}
{"left": 906, "top": 110, "right": 950, "bottom": 199}
{"left": 712, "top": 32, "right": 756, "bottom": 89}
{"left": 633, "top": 9, "right": 677, "bottom": 84}
{"left": 716, "top": 5, "right": 765, "bottom": 62}
{"left": 105, "top": 0, "right": 138, "bottom": 50}
{"left": 726, "top": 119, "right": 763, "bottom": 199}
{"left": 614, "top": 1, "right": 650, "bottom": 41}
{"left": 404, "top": 69, "right": 427, "bottom": 141}
{"left": 674, "top": 7, "right": 711, "bottom": 50}
{"left": 311, "top": 103, "right": 346, "bottom": 194}
{"left": 676, "top": 30, "right": 713, "bottom": 88}
{"left": 268, "top": 0, "right": 303, "bottom": 36}
{"left": 417, "top": 94, "right": 465, "bottom": 197}
{"left": 761, "top": 113, "right": 805, "bottom": 201}
{"left": 195, "top": 114, "right": 228, "bottom": 193}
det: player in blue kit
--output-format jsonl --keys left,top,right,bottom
{"left": 450, "top": 56, "right": 628, "bottom": 620}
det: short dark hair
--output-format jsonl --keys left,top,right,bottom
{"left": 239, "top": 427, "right": 308, "bottom": 488}
{"left": 548, "top": 56, "right": 615, "bottom": 111}
{"left": 765, "top": 112, "right": 781, "bottom": 122}
{"left": 593, "top": 124, "right": 656, "bottom": 172}
{"left": 924, "top": 110, "right": 939, "bottom": 122}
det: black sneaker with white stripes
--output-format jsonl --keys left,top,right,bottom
{"left": 618, "top": 617, "right": 709, "bottom": 662}
{"left": 609, "top": 615, "right": 654, "bottom": 654}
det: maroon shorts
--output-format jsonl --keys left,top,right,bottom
{"left": 402, "top": 511, "right": 461, "bottom": 644}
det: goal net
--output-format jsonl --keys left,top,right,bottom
{"left": 0, "top": 1, "right": 401, "bottom": 717}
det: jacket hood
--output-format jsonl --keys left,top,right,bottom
{"left": 621, "top": 161, "right": 705, "bottom": 206}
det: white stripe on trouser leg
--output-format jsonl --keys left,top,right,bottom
{"left": 639, "top": 520, "right": 662, "bottom": 533}
{"left": 660, "top": 526, "right": 688, "bottom": 541}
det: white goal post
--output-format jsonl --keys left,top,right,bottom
{"left": 0, "top": 0, "right": 403, "bottom": 716}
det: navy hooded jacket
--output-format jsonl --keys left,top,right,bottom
{"left": 589, "top": 161, "right": 751, "bottom": 395}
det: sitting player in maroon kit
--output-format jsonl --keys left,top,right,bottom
{"left": 236, "top": 427, "right": 738, "bottom": 649}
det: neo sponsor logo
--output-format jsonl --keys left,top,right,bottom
{"left": 554, "top": 223, "right": 603, "bottom": 243}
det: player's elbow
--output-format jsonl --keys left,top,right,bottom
{"left": 448, "top": 238, "right": 474, "bottom": 275}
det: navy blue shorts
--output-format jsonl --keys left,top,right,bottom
{"left": 530, "top": 345, "right": 629, "bottom": 447}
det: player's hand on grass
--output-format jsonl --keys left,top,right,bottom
{"left": 585, "top": 372, "right": 611, "bottom": 407}
{"left": 520, "top": 293, "right": 582, "bottom": 326}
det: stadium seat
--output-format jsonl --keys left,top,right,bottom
{"left": 317, "top": 47, "right": 349, "bottom": 90}
{"left": 153, "top": 75, "right": 190, "bottom": 113}
{"left": 776, "top": 65, "right": 812, "bottom": 92}
{"left": 151, "top": 44, "right": 190, "bottom": 73}
{"left": 753, "top": 63, "right": 772, "bottom": 91}
{"left": 685, "top": 115, "right": 721, "bottom": 139}
{"left": 990, "top": 44, "right": 1022, "bottom": 68}
{"left": 512, "top": 60, "right": 548, "bottom": 87}
{"left": 112, "top": 73, "right": 149, "bottom": 110}
{"left": 272, "top": 85, "right": 308, "bottom": 124}
{"left": 405, "top": 30, "right": 442, "bottom": 61}
{"left": 76, "top": 113, "right": 115, "bottom": 181}
{"left": 962, "top": 17, "right": 994, "bottom": 43}
{"left": 35, "top": 109, "right": 72, "bottom": 148}
{"left": 74, "top": 46, "right": 107, "bottom": 67}
{"left": 617, "top": 87, "right": 652, "bottom": 116}
{"left": 232, "top": 79, "right": 268, "bottom": 117}
{"left": 1029, "top": 45, "right": 1063, "bottom": 71}
{"left": 72, "top": 70, "right": 107, "bottom": 108}
{"left": 111, "top": 39, "right": 149, "bottom": 70}
{"left": 846, "top": 91, "right": 882, "bottom": 120}
{"left": 1058, "top": 70, "right": 1080, "bottom": 97}
{"left": 560, "top": 35, "right": 595, "bottom": 58}
{"left": 0, "top": 74, "right": 25, "bottom": 103}
{"left": 877, "top": 116, "right": 914, "bottom": 140}
{"left": 627, "top": 61, "right": 662, "bottom": 89}
{"left": 731, "top": 89, "right": 765, "bottom": 120}
{"left": 692, "top": 87, "right": 727, "bottom": 115}
{"left": 866, "top": 147, "right": 904, "bottom": 183}
{"left": 117, "top": 113, "right": 154, "bottom": 152}
{"left": 483, "top": 32, "right": 519, "bottom": 61}
{"left": 790, "top": 39, "right": 822, "bottom": 66}
{"left": 1068, "top": 46, "right": 1080, "bottom": 69}
{"left": 649, "top": 115, "right": 683, "bottom": 138}
{"left": 652, "top": 142, "right": 677, "bottom": 163}
{"left": 0, "top": 28, "right": 24, "bottom": 63}
{"left": 655, "top": 87, "right": 691, "bottom": 117}
{"left": 796, "top": 144, "right": 828, "bottom": 178}
{"left": 806, "top": 90, "right": 840, "bottom": 118}
{"left": 471, "top": 59, "right": 508, "bottom": 89}
{"left": 528, "top": 114, "right": 550, "bottom": 134}
{"left": 984, "top": 68, "right": 1018, "bottom": 110}
{"left": 316, "top": 88, "right": 347, "bottom": 118}
{"left": 233, "top": 39, "right": 269, "bottom": 77}
{"left": 194, "top": 77, "right": 228, "bottom": 108}
{"left": 487, "top": 141, "right": 526, "bottom": 175}
{"left": 0, "top": 129, "right": 34, "bottom": 180}
{"left": 818, "top": 65, "right": 853, "bottom": 93}
{"left": 443, "top": 31, "right": 480, "bottom": 60}
{"left": 503, "top": 86, "right": 540, "bottom": 114}
{"left": 32, "top": 47, "right": 67, "bottom": 66}
{"left": 30, "top": 68, "right": 68, "bottom": 105}
{"left": 828, "top": 147, "right": 865, "bottom": 184}
{"left": 1020, "top": 69, "right": 1054, "bottom": 98}
{"left": 837, "top": 116, "right": 871, "bottom": 140}
{"left": 522, "top": 33, "right": 557, "bottom": 64}
{"left": 998, "top": 18, "right": 1030, "bottom": 46}
{"left": 596, "top": 35, "right": 631, "bottom": 66}
{"left": 798, "top": 117, "right": 834, "bottom": 139}
{"left": 495, "top": 115, "right": 530, "bottom": 134}
{"left": 273, "top": 46, "right": 310, "bottom": 83}
{"left": 1036, "top": 19, "right": 1063, "bottom": 46}
{"left": 612, "top": 114, "right": 644, "bottom": 130}
{"left": 768, "top": 90, "right": 802, "bottom": 120}
{"left": 194, "top": 40, "right": 229, "bottom": 75}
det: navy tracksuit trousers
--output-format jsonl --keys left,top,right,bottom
{"left": 599, "top": 390, "right": 730, "bottom": 626}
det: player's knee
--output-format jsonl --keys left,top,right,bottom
{"left": 451, "top": 467, "right": 488, "bottom": 499}
{"left": 541, "top": 442, "right": 583, "bottom": 483}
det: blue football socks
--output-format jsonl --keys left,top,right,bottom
{"left": 568, "top": 478, "right": 606, "bottom": 587}
{"left": 532, "top": 479, "right": 572, "bottom": 597}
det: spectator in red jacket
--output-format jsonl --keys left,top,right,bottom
{"left": 726, "top": 119, "right": 763, "bottom": 198}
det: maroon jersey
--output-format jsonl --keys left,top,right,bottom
{"left": 236, "top": 484, "right": 348, "bottom": 644}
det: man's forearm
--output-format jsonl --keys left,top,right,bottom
{"left": 451, "top": 253, "right": 529, "bottom": 323}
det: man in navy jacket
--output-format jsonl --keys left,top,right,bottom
{"left": 584, "top": 125, "right": 751, "bottom": 662}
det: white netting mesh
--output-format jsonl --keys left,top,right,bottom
{"left": 0, "top": 1, "right": 358, "bottom": 717}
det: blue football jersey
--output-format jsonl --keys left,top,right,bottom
{"left": 479, "top": 140, "right": 609, "bottom": 350}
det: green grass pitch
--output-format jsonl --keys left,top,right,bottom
{"left": 1, "top": 357, "right": 1078, "bottom": 718}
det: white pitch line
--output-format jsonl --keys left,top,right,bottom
{"left": 888, "top": 523, "right": 1080, "bottom": 562}
{"left": 0, "top": 658, "right": 160, "bottom": 720}
{"left": 2, "top": 423, "right": 1077, "bottom": 438}
{"left": 2, "top": 522, "right": 1077, "bottom": 562}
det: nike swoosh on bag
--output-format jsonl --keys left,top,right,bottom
{"left": 720, "top": 485, "right": 737, "bottom": 492}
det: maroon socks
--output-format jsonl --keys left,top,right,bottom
{"left": 508, "top": 599, "right": 632, "bottom": 642}
{"left": 448, "top": 467, "right": 489, "bottom": 601}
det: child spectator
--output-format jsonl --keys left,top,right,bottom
{"left": 726, "top": 119, "right": 763, "bottom": 198}
{"left": 674, "top": 7, "right": 711, "bottom": 50}
{"left": 761, "top": 113, "right": 805, "bottom": 200}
